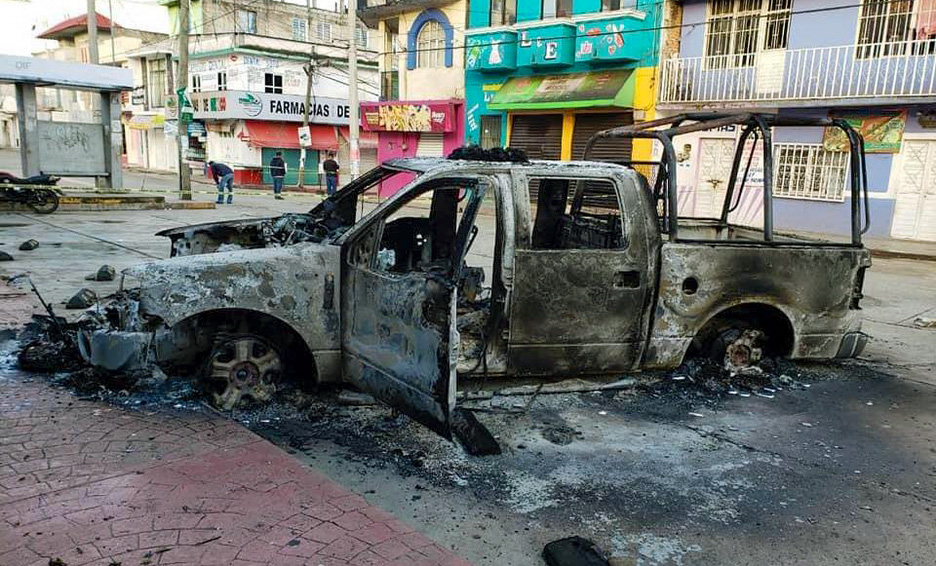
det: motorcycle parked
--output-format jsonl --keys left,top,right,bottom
{"left": 0, "top": 172, "right": 61, "bottom": 214}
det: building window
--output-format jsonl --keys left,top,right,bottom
{"left": 380, "top": 71, "right": 399, "bottom": 100}
{"left": 704, "top": 0, "right": 792, "bottom": 68}
{"left": 480, "top": 115, "right": 502, "bottom": 149}
{"left": 292, "top": 17, "right": 307, "bottom": 41}
{"left": 601, "top": 0, "right": 622, "bottom": 11}
{"left": 217, "top": 71, "right": 227, "bottom": 91}
{"left": 855, "top": 0, "right": 936, "bottom": 58}
{"left": 316, "top": 21, "right": 332, "bottom": 42}
{"left": 264, "top": 73, "right": 283, "bottom": 94}
{"left": 356, "top": 26, "right": 369, "bottom": 49}
{"left": 773, "top": 144, "right": 848, "bottom": 202}
{"left": 147, "top": 57, "right": 167, "bottom": 108}
{"left": 237, "top": 9, "right": 257, "bottom": 34}
{"left": 191, "top": 74, "right": 201, "bottom": 93}
{"left": 490, "top": 0, "right": 517, "bottom": 26}
{"left": 416, "top": 20, "right": 445, "bottom": 68}
{"left": 542, "top": 0, "right": 573, "bottom": 19}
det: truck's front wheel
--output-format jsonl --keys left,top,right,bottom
{"left": 204, "top": 334, "right": 283, "bottom": 410}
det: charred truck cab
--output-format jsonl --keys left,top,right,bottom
{"left": 80, "top": 114, "right": 871, "bottom": 441}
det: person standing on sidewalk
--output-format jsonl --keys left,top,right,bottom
{"left": 208, "top": 161, "right": 235, "bottom": 204}
{"left": 322, "top": 152, "right": 340, "bottom": 196}
{"left": 269, "top": 151, "right": 287, "bottom": 200}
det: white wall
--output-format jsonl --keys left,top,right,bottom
{"left": 207, "top": 123, "right": 261, "bottom": 168}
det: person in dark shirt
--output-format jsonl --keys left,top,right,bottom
{"left": 269, "top": 151, "right": 286, "bottom": 200}
{"left": 208, "top": 161, "right": 235, "bottom": 204}
{"left": 322, "top": 152, "right": 340, "bottom": 196}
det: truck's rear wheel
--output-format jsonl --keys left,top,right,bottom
{"left": 205, "top": 334, "right": 283, "bottom": 410}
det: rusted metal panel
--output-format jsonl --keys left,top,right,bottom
{"left": 646, "top": 242, "right": 871, "bottom": 367}
{"left": 341, "top": 265, "right": 456, "bottom": 438}
{"left": 125, "top": 242, "right": 342, "bottom": 355}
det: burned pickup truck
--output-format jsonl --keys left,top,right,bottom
{"left": 79, "top": 114, "right": 871, "bottom": 438}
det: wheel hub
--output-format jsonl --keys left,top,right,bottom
{"left": 208, "top": 336, "right": 281, "bottom": 410}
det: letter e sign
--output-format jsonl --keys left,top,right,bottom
{"left": 544, "top": 41, "right": 558, "bottom": 60}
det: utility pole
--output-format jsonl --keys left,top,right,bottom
{"left": 87, "top": 0, "right": 99, "bottom": 64}
{"left": 299, "top": 0, "right": 312, "bottom": 188}
{"left": 108, "top": 0, "right": 116, "bottom": 64}
{"left": 347, "top": 0, "right": 360, "bottom": 181}
{"left": 176, "top": 0, "right": 192, "bottom": 199}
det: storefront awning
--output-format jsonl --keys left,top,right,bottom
{"left": 488, "top": 70, "right": 634, "bottom": 111}
{"left": 338, "top": 127, "right": 379, "bottom": 149}
{"left": 243, "top": 121, "right": 338, "bottom": 150}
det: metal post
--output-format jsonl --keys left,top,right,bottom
{"left": 348, "top": 0, "right": 360, "bottom": 181}
{"left": 299, "top": 0, "right": 312, "bottom": 188}
{"left": 15, "top": 84, "right": 39, "bottom": 177}
{"left": 100, "top": 91, "right": 123, "bottom": 189}
{"left": 177, "top": 0, "right": 192, "bottom": 199}
{"left": 87, "top": 0, "right": 99, "bottom": 64}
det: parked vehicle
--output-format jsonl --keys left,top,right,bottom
{"left": 0, "top": 172, "right": 61, "bottom": 214}
{"left": 79, "top": 114, "right": 871, "bottom": 440}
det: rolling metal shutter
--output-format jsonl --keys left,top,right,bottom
{"left": 416, "top": 133, "right": 445, "bottom": 157}
{"left": 510, "top": 114, "right": 563, "bottom": 202}
{"left": 571, "top": 112, "right": 633, "bottom": 164}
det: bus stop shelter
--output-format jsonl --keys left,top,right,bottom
{"left": 0, "top": 55, "right": 133, "bottom": 188}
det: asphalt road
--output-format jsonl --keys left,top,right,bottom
{"left": 1, "top": 187, "right": 934, "bottom": 566}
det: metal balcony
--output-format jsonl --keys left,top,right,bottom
{"left": 659, "top": 40, "right": 936, "bottom": 107}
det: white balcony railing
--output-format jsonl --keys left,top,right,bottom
{"left": 660, "top": 40, "right": 936, "bottom": 105}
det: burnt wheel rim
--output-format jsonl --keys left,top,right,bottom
{"left": 209, "top": 337, "right": 281, "bottom": 410}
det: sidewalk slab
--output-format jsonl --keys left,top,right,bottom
{"left": 0, "top": 289, "right": 470, "bottom": 566}
{"left": 0, "top": 372, "right": 472, "bottom": 566}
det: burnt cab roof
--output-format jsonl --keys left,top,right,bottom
{"left": 382, "top": 157, "right": 636, "bottom": 177}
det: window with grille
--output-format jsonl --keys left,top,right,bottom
{"left": 480, "top": 115, "right": 502, "bottom": 149}
{"left": 264, "top": 73, "right": 283, "bottom": 94}
{"left": 602, "top": 0, "right": 622, "bottom": 11}
{"left": 237, "top": 9, "right": 257, "bottom": 34}
{"left": 856, "top": 0, "right": 935, "bottom": 58}
{"left": 217, "top": 71, "right": 227, "bottom": 91}
{"left": 356, "top": 26, "right": 369, "bottom": 49}
{"left": 190, "top": 74, "right": 201, "bottom": 93}
{"left": 773, "top": 143, "right": 849, "bottom": 202}
{"left": 316, "top": 22, "right": 332, "bottom": 42}
{"left": 490, "top": 0, "right": 517, "bottom": 26}
{"left": 292, "top": 18, "right": 307, "bottom": 41}
{"left": 416, "top": 21, "right": 445, "bottom": 68}
{"left": 704, "top": 0, "right": 792, "bottom": 68}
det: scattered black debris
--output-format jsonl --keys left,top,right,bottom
{"left": 16, "top": 315, "right": 85, "bottom": 373}
{"left": 19, "top": 239, "right": 39, "bottom": 251}
{"left": 85, "top": 265, "right": 117, "bottom": 282}
{"left": 451, "top": 408, "right": 501, "bottom": 456}
{"left": 447, "top": 145, "right": 529, "bottom": 163}
{"left": 542, "top": 536, "right": 610, "bottom": 566}
{"left": 337, "top": 390, "right": 377, "bottom": 406}
{"left": 0, "top": 251, "right": 12, "bottom": 261}
{"left": 48, "top": 558, "right": 66, "bottom": 566}
{"left": 66, "top": 288, "right": 97, "bottom": 309}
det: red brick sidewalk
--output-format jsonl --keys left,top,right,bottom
{"left": 0, "top": 285, "right": 471, "bottom": 566}
{"left": 0, "top": 373, "right": 472, "bottom": 566}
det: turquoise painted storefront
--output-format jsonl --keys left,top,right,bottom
{"left": 464, "top": 0, "right": 663, "bottom": 154}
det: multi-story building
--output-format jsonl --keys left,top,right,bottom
{"left": 129, "top": 0, "right": 381, "bottom": 187}
{"left": 359, "top": 0, "right": 468, "bottom": 195}
{"left": 33, "top": 12, "right": 168, "bottom": 121}
{"left": 660, "top": 0, "right": 936, "bottom": 242}
{"left": 463, "top": 0, "right": 663, "bottom": 172}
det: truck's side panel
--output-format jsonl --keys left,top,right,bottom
{"left": 644, "top": 243, "right": 871, "bottom": 368}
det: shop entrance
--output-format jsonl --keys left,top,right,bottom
{"left": 261, "top": 148, "right": 305, "bottom": 186}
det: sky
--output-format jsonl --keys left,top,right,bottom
{"left": 0, "top": 0, "right": 169, "bottom": 56}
